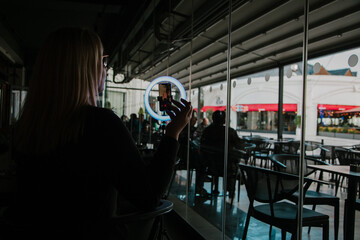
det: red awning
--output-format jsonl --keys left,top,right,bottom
{"left": 336, "top": 106, "right": 360, "bottom": 113}
{"left": 234, "top": 104, "right": 297, "bottom": 112}
{"left": 201, "top": 106, "right": 227, "bottom": 112}
{"left": 317, "top": 104, "right": 359, "bottom": 111}
{"left": 200, "top": 104, "right": 297, "bottom": 112}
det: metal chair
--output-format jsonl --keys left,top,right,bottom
{"left": 199, "top": 145, "right": 239, "bottom": 204}
{"left": 344, "top": 198, "right": 360, "bottom": 236}
{"left": 239, "top": 164, "right": 329, "bottom": 240}
{"left": 279, "top": 140, "right": 300, "bottom": 154}
{"left": 305, "top": 141, "right": 322, "bottom": 160}
{"left": 269, "top": 154, "right": 339, "bottom": 240}
{"left": 334, "top": 147, "right": 353, "bottom": 165}
{"left": 238, "top": 141, "right": 256, "bottom": 165}
{"left": 319, "top": 145, "right": 335, "bottom": 164}
{"left": 110, "top": 199, "right": 174, "bottom": 240}
{"left": 334, "top": 147, "right": 355, "bottom": 195}
{"left": 244, "top": 137, "right": 271, "bottom": 167}
{"left": 351, "top": 144, "right": 360, "bottom": 151}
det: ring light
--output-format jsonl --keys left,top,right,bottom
{"left": 144, "top": 76, "right": 187, "bottom": 122}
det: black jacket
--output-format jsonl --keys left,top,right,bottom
{"left": 7, "top": 106, "right": 179, "bottom": 239}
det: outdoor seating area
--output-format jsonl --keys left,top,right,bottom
{"left": 170, "top": 134, "right": 360, "bottom": 239}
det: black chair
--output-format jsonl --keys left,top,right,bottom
{"left": 238, "top": 141, "right": 256, "bottom": 165}
{"left": 111, "top": 199, "right": 173, "bottom": 240}
{"left": 334, "top": 147, "right": 354, "bottom": 194}
{"left": 239, "top": 164, "right": 329, "bottom": 240}
{"left": 269, "top": 154, "right": 339, "bottom": 240}
{"left": 174, "top": 139, "right": 200, "bottom": 182}
{"left": 231, "top": 142, "right": 256, "bottom": 203}
{"left": 349, "top": 149, "right": 360, "bottom": 164}
{"left": 319, "top": 145, "right": 335, "bottom": 164}
{"left": 305, "top": 141, "right": 322, "bottom": 160}
{"left": 199, "top": 145, "right": 238, "bottom": 204}
{"left": 351, "top": 144, "right": 360, "bottom": 151}
{"left": 344, "top": 198, "right": 360, "bottom": 236}
{"left": 319, "top": 145, "right": 339, "bottom": 181}
{"left": 334, "top": 147, "right": 353, "bottom": 165}
{"left": 244, "top": 137, "right": 271, "bottom": 167}
{"left": 278, "top": 140, "right": 300, "bottom": 154}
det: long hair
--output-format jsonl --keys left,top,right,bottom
{"left": 14, "top": 28, "right": 104, "bottom": 154}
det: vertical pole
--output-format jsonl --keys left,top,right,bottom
{"left": 102, "top": 69, "right": 107, "bottom": 108}
{"left": 150, "top": 0, "right": 156, "bottom": 145}
{"left": 186, "top": 0, "right": 194, "bottom": 207}
{"left": 297, "top": 0, "right": 309, "bottom": 239}
{"left": 166, "top": 0, "right": 171, "bottom": 76}
{"left": 278, "top": 66, "right": 284, "bottom": 140}
{"left": 223, "top": 0, "right": 232, "bottom": 238}
{"left": 198, "top": 87, "right": 202, "bottom": 126}
{"left": 149, "top": 115, "right": 152, "bottom": 144}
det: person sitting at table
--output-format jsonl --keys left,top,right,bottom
{"left": 196, "top": 110, "right": 242, "bottom": 197}
{"left": 4, "top": 27, "right": 192, "bottom": 240}
{"left": 193, "top": 117, "right": 209, "bottom": 140}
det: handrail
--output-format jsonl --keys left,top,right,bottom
{"left": 111, "top": 200, "right": 173, "bottom": 223}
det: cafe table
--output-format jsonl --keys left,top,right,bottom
{"left": 267, "top": 138, "right": 294, "bottom": 154}
{"left": 308, "top": 164, "right": 360, "bottom": 240}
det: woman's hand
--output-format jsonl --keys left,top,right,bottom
{"left": 165, "top": 98, "right": 193, "bottom": 141}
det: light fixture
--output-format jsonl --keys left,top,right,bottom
{"left": 348, "top": 54, "right": 358, "bottom": 67}
{"left": 265, "top": 73, "right": 270, "bottom": 81}
{"left": 313, "top": 62, "right": 321, "bottom": 74}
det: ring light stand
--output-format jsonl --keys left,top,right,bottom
{"left": 144, "top": 76, "right": 187, "bottom": 122}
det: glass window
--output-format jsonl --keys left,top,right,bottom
{"left": 309, "top": 49, "right": 360, "bottom": 141}
{"left": 10, "top": 90, "right": 21, "bottom": 124}
{"left": 105, "top": 69, "right": 162, "bottom": 147}
{"left": 283, "top": 62, "right": 304, "bottom": 140}
{"left": 232, "top": 69, "right": 279, "bottom": 138}
{"left": 103, "top": 2, "right": 360, "bottom": 239}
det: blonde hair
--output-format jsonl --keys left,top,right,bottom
{"left": 15, "top": 28, "right": 104, "bottom": 154}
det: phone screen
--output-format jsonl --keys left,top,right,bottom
{"left": 159, "top": 83, "right": 172, "bottom": 111}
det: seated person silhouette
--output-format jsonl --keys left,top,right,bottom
{"left": 197, "top": 110, "right": 242, "bottom": 198}
{"left": 193, "top": 117, "right": 208, "bottom": 140}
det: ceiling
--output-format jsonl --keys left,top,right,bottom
{"left": 0, "top": 0, "right": 150, "bottom": 69}
{"left": 1, "top": 0, "right": 360, "bottom": 88}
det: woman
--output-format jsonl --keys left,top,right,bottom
{"left": 7, "top": 28, "right": 192, "bottom": 239}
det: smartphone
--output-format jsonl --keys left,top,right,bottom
{"left": 158, "top": 83, "right": 172, "bottom": 111}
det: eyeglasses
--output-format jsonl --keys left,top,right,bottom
{"left": 102, "top": 55, "right": 109, "bottom": 68}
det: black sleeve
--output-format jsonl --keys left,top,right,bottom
{"left": 200, "top": 127, "right": 209, "bottom": 146}
{"left": 229, "top": 127, "right": 242, "bottom": 147}
{"left": 101, "top": 109, "right": 179, "bottom": 211}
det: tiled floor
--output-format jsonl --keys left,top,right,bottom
{"left": 170, "top": 170, "right": 360, "bottom": 240}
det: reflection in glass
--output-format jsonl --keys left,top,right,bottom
{"left": 308, "top": 48, "right": 360, "bottom": 141}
